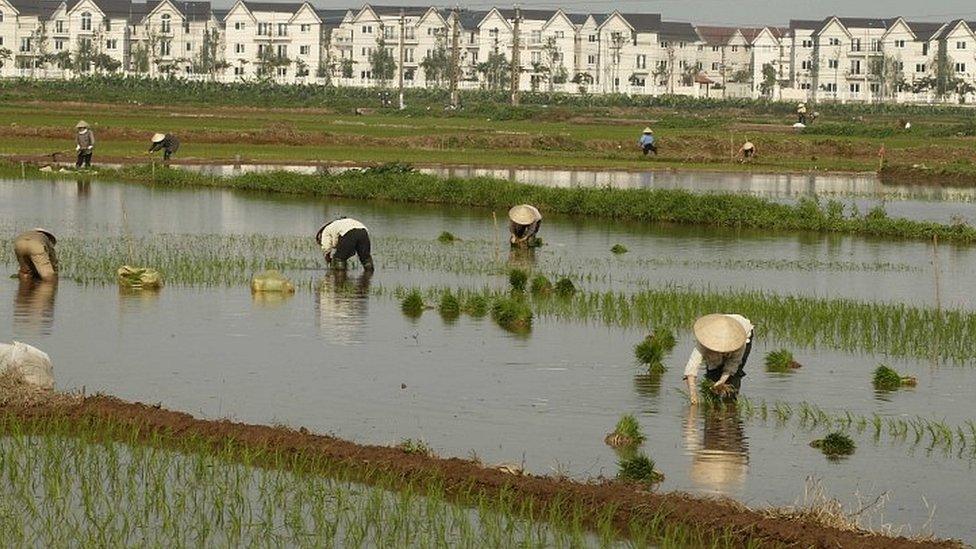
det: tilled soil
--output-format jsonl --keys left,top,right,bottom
{"left": 1, "top": 394, "right": 959, "bottom": 549}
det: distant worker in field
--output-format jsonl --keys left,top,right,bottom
{"left": 13, "top": 229, "right": 59, "bottom": 282}
{"left": 508, "top": 204, "right": 543, "bottom": 248}
{"left": 638, "top": 127, "right": 657, "bottom": 156}
{"left": 739, "top": 141, "right": 756, "bottom": 161}
{"left": 683, "top": 313, "right": 754, "bottom": 405}
{"left": 316, "top": 217, "right": 374, "bottom": 272}
{"left": 148, "top": 133, "right": 180, "bottom": 161}
{"left": 796, "top": 102, "right": 807, "bottom": 125}
{"left": 75, "top": 120, "right": 94, "bottom": 169}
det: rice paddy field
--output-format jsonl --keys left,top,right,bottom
{"left": 2, "top": 171, "right": 975, "bottom": 545}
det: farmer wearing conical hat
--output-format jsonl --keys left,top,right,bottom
{"left": 638, "top": 127, "right": 657, "bottom": 156}
{"left": 683, "top": 314, "right": 754, "bottom": 405}
{"left": 12, "top": 228, "right": 59, "bottom": 282}
{"left": 796, "top": 102, "right": 807, "bottom": 125}
{"left": 508, "top": 204, "right": 542, "bottom": 248}
{"left": 74, "top": 120, "right": 94, "bottom": 169}
{"left": 316, "top": 217, "right": 374, "bottom": 272}
{"left": 148, "top": 133, "right": 180, "bottom": 161}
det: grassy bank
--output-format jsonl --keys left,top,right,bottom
{"left": 14, "top": 162, "right": 976, "bottom": 243}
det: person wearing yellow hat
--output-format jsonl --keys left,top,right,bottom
{"left": 12, "top": 228, "right": 59, "bottom": 281}
{"left": 683, "top": 313, "right": 754, "bottom": 405}
{"left": 638, "top": 127, "right": 657, "bottom": 156}
{"left": 148, "top": 133, "right": 180, "bottom": 161}
{"left": 74, "top": 120, "right": 94, "bottom": 169}
{"left": 508, "top": 204, "right": 543, "bottom": 248}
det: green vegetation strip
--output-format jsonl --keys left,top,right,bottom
{"left": 11, "top": 162, "right": 976, "bottom": 243}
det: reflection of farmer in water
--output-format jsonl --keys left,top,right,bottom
{"left": 315, "top": 270, "right": 372, "bottom": 345}
{"left": 683, "top": 405, "right": 749, "bottom": 492}
{"left": 13, "top": 277, "right": 57, "bottom": 336}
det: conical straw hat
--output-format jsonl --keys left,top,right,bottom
{"left": 642, "top": 127, "right": 653, "bottom": 134}
{"left": 75, "top": 120, "right": 89, "bottom": 129}
{"left": 152, "top": 133, "right": 166, "bottom": 143}
{"left": 508, "top": 204, "right": 541, "bottom": 225}
{"left": 693, "top": 314, "right": 746, "bottom": 353}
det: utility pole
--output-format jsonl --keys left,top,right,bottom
{"left": 509, "top": 5, "right": 520, "bottom": 106}
{"left": 398, "top": 9, "right": 405, "bottom": 109}
{"left": 449, "top": 5, "right": 461, "bottom": 108}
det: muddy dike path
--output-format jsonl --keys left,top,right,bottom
{"left": 0, "top": 384, "right": 958, "bottom": 549}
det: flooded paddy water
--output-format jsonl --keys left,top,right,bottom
{"left": 2, "top": 175, "right": 976, "bottom": 542}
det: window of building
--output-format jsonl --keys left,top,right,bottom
{"left": 361, "top": 47, "right": 367, "bottom": 55}
{"left": 632, "top": 76, "right": 645, "bottom": 86}
{"left": 276, "top": 45, "right": 287, "bottom": 57}
{"left": 922, "top": 43, "right": 929, "bottom": 55}
{"left": 405, "top": 48, "right": 414, "bottom": 62}
{"left": 895, "top": 39, "right": 905, "bottom": 48}
{"left": 956, "top": 62, "right": 967, "bottom": 72}
{"left": 801, "top": 60, "right": 811, "bottom": 70}
{"left": 258, "top": 23, "right": 270, "bottom": 36}
{"left": 957, "top": 41, "right": 967, "bottom": 49}
{"left": 56, "top": 20, "right": 66, "bottom": 33}
{"left": 636, "top": 54, "right": 646, "bottom": 69}
{"left": 828, "top": 37, "right": 840, "bottom": 46}
{"left": 234, "top": 21, "right": 245, "bottom": 30}
{"left": 916, "top": 63, "right": 925, "bottom": 73}
{"left": 20, "top": 37, "right": 31, "bottom": 52}
{"left": 870, "top": 82, "right": 880, "bottom": 93}
{"left": 186, "top": 42, "right": 192, "bottom": 51}
{"left": 160, "top": 40, "right": 171, "bottom": 56}
{"left": 362, "top": 25, "right": 372, "bottom": 34}
{"left": 468, "top": 32, "right": 475, "bottom": 44}
{"left": 850, "top": 60, "right": 861, "bottom": 74}
{"left": 588, "top": 34, "right": 596, "bottom": 42}
{"left": 824, "top": 82, "right": 837, "bottom": 92}
{"left": 711, "top": 62, "right": 719, "bottom": 70}
{"left": 106, "top": 39, "right": 117, "bottom": 50}
{"left": 277, "top": 23, "right": 288, "bottom": 37}
{"left": 895, "top": 61, "right": 904, "bottom": 71}
{"left": 234, "top": 66, "right": 244, "bottom": 75}
{"left": 800, "top": 82, "right": 811, "bottom": 90}
{"left": 530, "top": 30, "right": 541, "bottom": 44}
{"left": 235, "top": 43, "right": 245, "bottom": 54}
{"left": 731, "top": 45, "right": 738, "bottom": 52}
{"left": 711, "top": 46, "right": 719, "bottom": 52}
{"left": 587, "top": 54, "right": 595, "bottom": 65}
{"left": 104, "top": 18, "right": 112, "bottom": 32}
{"left": 660, "top": 41, "right": 669, "bottom": 48}
{"left": 54, "top": 39, "right": 65, "bottom": 51}
{"left": 802, "top": 39, "right": 812, "bottom": 48}
{"left": 276, "top": 67, "right": 287, "bottom": 77}
{"left": 828, "top": 59, "right": 838, "bottom": 69}
{"left": 404, "top": 26, "right": 415, "bottom": 39}
{"left": 530, "top": 51, "right": 541, "bottom": 63}
{"left": 870, "top": 39, "right": 880, "bottom": 51}
{"left": 301, "top": 24, "right": 311, "bottom": 32}
{"left": 81, "top": 11, "right": 92, "bottom": 31}
{"left": 470, "top": 51, "right": 477, "bottom": 63}
{"left": 849, "top": 83, "right": 860, "bottom": 93}
{"left": 554, "top": 31, "right": 564, "bottom": 39}
{"left": 489, "top": 28, "right": 498, "bottom": 39}
{"left": 300, "top": 45, "right": 310, "bottom": 55}
{"left": 161, "top": 14, "right": 171, "bottom": 33}
{"left": 851, "top": 38, "right": 861, "bottom": 51}
{"left": 0, "top": 11, "right": 3, "bottom": 23}
{"left": 384, "top": 26, "right": 394, "bottom": 39}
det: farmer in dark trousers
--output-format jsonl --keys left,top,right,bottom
{"left": 639, "top": 127, "right": 657, "bottom": 155}
{"left": 316, "top": 217, "right": 374, "bottom": 271}
{"left": 13, "top": 228, "right": 59, "bottom": 282}
{"left": 683, "top": 314, "right": 754, "bottom": 404}
{"left": 75, "top": 120, "right": 94, "bottom": 168}
{"left": 149, "top": 133, "right": 180, "bottom": 160}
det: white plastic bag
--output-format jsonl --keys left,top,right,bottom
{"left": 0, "top": 341, "right": 54, "bottom": 390}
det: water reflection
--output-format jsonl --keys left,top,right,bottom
{"left": 507, "top": 247, "right": 537, "bottom": 269}
{"left": 633, "top": 372, "right": 663, "bottom": 399}
{"left": 315, "top": 271, "right": 372, "bottom": 345}
{"left": 683, "top": 405, "right": 749, "bottom": 493}
{"left": 118, "top": 286, "right": 161, "bottom": 314}
{"left": 13, "top": 278, "right": 57, "bottom": 336}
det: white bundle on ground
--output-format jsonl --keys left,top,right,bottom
{"left": 0, "top": 342, "right": 54, "bottom": 390}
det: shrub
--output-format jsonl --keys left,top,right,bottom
{"left": 617, "top": 453, "right": 664, "bottom": 485}
{"left": 605, "top": 414, "right": 645, "bottom": 447}
{"left": 610, "top": 244, "right": 628, "bottom": 254}
{"left": 438, "top": 291, "right": 460, "bottom": 320}
{"left": 764, "top": 349, "right": 801, "bottom": 372}
{"left": 397, "top": 438, "right": 434, "bottom": 456}
{"left": 490, "top": 297, "right": 533, "bottom": 332}
{"left": 554, "top": 277, "right": 576, "bottom": 297}
{"left": 530, "top": 274, "right": 552, "bottom": 296}
{"left": 810, "top": 432, "right": 856, "bottom": 457}
{"left": 401, "top": 290, "right": 425, "bottom": 318}
{"left": 508, "top": 269, "right": 528, "bottom": 292}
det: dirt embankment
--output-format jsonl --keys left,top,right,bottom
{"left": 0, "top": 393, "right": 959, "bottom": 549}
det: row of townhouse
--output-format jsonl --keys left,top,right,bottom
{"left": 1, "top": 1, "right": 975, "bottom": 104}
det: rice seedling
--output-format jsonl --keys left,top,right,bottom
{"left": 490, "top": 297, "right": 533, "bottom": 332}
{"left": 698, "top": 379, "right": 733, "bottom": 406}
{"left": 530, "top": 275, "right": 553, "bottom": 296}
{"left": 401, "top": 290, "right": 425, "bottom": 318}
{"left": 438, "top": 291, "right": 461, "bottom": 320}
{"left": 397, "top": 439, "right": 435, "bottom": 457}
{"left": 617, "top": 453, "right": 664, "bottom": 485}
{"left": 462, "top": 294, "right": 489, "bottom": 318}
{"left": 809, "top": 432, "right": 856, "bottom": 458}
{"left": 610, "top": 244, "right": 628, "bottom": 255}
{"left": 872, "top": 365, "right": 917, "bottom": 391}
{"left": 437, "top": 231, "right": 459, "bottom": 244}
{"left": 508, "top": 269, "right": 529, "bottom": 293}
{"left": 554, "top": 278, "right": 577, "bottom": 298}
{"left": 764, "top": 349, "right": 802, "bottom": 373}
{"left": 634, "top": 330, "right": 676, "bottom": 374}
{"left": 604, "top": 414, "right": 646, "bottom": 447}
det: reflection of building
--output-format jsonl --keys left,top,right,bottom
{"left": 683, "top": 405, "right": 749, "bottom": 493}
{"left": 315, "top": 271, "right": 371, "bottom": 345}
{"left": 13, "top": 278, "right": 57, "bottom": 336}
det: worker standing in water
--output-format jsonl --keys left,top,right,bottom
{"left": 508, "top": 204, "right": 542, "bottom": 248}
{"left": 148, "top": 133, "right": 180, "bottom": 161}
{"left": 13, "top": 229, "right": 59, "bottom": 281}
{"left": 75, "top": 121, "right": 94, "bottom": 169}
{"left": 683, "top": 313, "right": 754, "bottom": 405}
{"left": 638, "top": 127, "right": 657, "bottom": 156}
{"left": 316, "top": 217, "right": 374, "bottom": 271}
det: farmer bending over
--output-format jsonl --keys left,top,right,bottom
{"left": 684, "top": 313, "right": 754, "bottom": 405}
{"left": 316, "top": 217, "right": 374, "bottom": 271}
{"left": 508, "top": 204, "right": 542, "bottom": 248}
{"left": 639, "top": 127, "right": 657, "bottom": 156}
{"left": 13, "top": 228, "right": 59, "bottom": 282}
{"left": 739, "top": 141, "right": 756, "bottom": 161}
{"left": 149, "top": 133, "right": 180, "bottom": 161}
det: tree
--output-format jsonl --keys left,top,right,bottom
{"left": 869, "top": 55, "right": 904, "bottom": 100}
{"left": 0, "top": 48, "right": 11, "bottom": 71}
{"left": 728, "top": 68, "right": 751, "bottom": 83}
{"left": 759, "top": 63, "right": 777, "bottom": 97}
{"left": 75, "top": 37, "right": 95, "bottom": 73}
{"left": 419, "top": 38, "right": 450, "bottom": 87}
{"left": 340, "top": 57, "right": 354, "bottom": 78}
{"left": 541, "top": 36, "right": 565, "bottom": 91}
{"left": 476, "top": 50, "right": 509, "bottom": 91}
{"left": 368, "top": 36, "right": 396, "bottom": 85}
{"left": 680, "top": 65, "right": 700, "bottom": 86}
{"left": 93, "top": 53, "right": 121, "bottom": 73}
{"left": 256, "top": 43, "right": 289, "bottom": 79}
{"left": 933, "top": 41, "right": 958, "bottom": 100}
{"left": 131, "top": 43, "right": 151, "bottom": 73}
{"left": 193, "top": 28, "right": 223, "bottom": 78}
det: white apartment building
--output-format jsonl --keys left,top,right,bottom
{"left": 1, "top": 2, "right": 974, "bottom": 104}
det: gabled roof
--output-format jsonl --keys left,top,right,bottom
{"left": 7, "top": 0, "right": 64, "bottom": 18}
{"left": 211, "top": 8, "right": 228, "bottom": 21}
{"left": 906, "top": 21, "right": 945, "bottom": 41}
{"left": 495, "top": 8, "right": 557, "bottom": 22}
{"left": 739, "top": 27, "right": 763, "bottom": 43}
{"left": 457, "top": 9, "right": 488, "bottom": 30}
{"left": 789, "top": 19, "right": 823, "bottom": 31}
{"left": 695, "top": 25, "right": 737, "bottom": 46}
{"left": 367, "top": 4, "right": 429, "bottom": 17}
{"left": 836, "top": 17, "right": 891, "bottom": 29}
{"left": 659, "top": 21, "right": 699, "bottom": 42}
{"left": 317, "top": 8, "right": 347, "bottom": 30}
{"left": 66, "top": 0, "right": 136, "bottom": 18}
{"left": 619, "top": 13, "right": 661, "bottom": 32}
{"left": 241, "top": 1, "right": 304, "bottom": 14}
{"left": 566, "top": 13, "right": 588, "bottom": 26}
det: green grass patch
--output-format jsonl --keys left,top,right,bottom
{"left": 611, "top": 244, "right": 629, "bottom": 255}
{"left": 809, "top": 432, "right": 856, "bottom": 457}
{"left": 401, "top": 290, "right": 425, "bottom": 318}
{"left": 872, "top": 364, "right": 917, "bottom": 391}
{"left": 508, "top": 268, "right": 528, "bottom": 292}
{"left": 490, "top": 297, "right": 533, "bottom": 333}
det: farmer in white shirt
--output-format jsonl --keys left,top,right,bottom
{"left": 683, "top": 313, "right": 754, "bottom": 405}
{"left": 315, "top": 217, "right": 374, "bottom": 271}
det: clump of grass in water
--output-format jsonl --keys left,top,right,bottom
{"left": 462, "top": 294, "right": 489, "bottom": 317}
{"left": 530, "top": 274, "right": 552, "bottom": 296}
{"left": 634, "top": 329, "right": 676, "bottom": 374}
{"left": 698, "top": 379, "right": 735, "bottom": 405}
{"left": 437, "top": 231, "right": 458, "bottom": 244}
{"left": 438, "top": 291, "right": 460, "bottom": 320}
{"left": 491, "top": 297, "right": 533, "bottom": 332}
{"left": 508, "top": 269, "right": 528, "bottom": 292}
{"left": 764, "top": 349, "right": 802, "bottom": 373}
{"left": 397, "top": 438, "right": 434, "bottom": 456}
{"left": 872, "top": 365, "right": 916, "bottom": 391}
{"left": 605, "top": 414, "right": 646, "bottom": 447}
{"left": 401, "top": 290, "right": 425, "bottom": 318}
{"left": 617, "top": 453, "right": 664, "bottom": 485}
{"left": 610, "top": 244, "right": 628, "bottom": 255}
{"left": 554, "top": 277, "right": 576, "bottom": 298}
{"left": 810, "top": 432, "right": 856, "bottom": 457}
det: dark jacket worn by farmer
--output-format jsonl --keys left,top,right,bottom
{"left": 149, "top": 133, "right": 180, "bottom": 160}
{"left": 13, "top": 229, "right": 59, "bottom": 281}
{"left": 75, "top": 121, "right": 94, "bottom": 168}
{"left": 316, "top": 218, "right": 374, "bottom": 271}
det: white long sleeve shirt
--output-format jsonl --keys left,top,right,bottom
{"left": 683, "top": 314, "right": 754, "bottom": 379}
{"left": 318, "top": 218, "right": 367, "bottom": 253}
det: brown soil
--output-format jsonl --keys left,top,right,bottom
{"left": 0, "top": 392, "right": 958, "bottom": 549}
